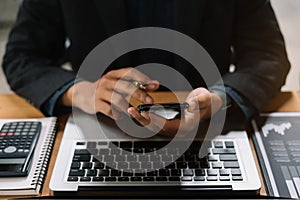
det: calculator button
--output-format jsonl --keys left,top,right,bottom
{"left": 4, "top": 146, "right": 17, "bottom": 153}
{"left": 7, "top": 133, "right": 14, "bottom": 136}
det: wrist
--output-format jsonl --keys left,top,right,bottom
{"left": 60, "top": 85, "right": 74, "bottom": 107}
{"left": 210, "top": 89, "right": 232, "bottom": 111}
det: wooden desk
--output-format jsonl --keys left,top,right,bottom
{"left": 0, "top": 91, "right": 299, "bottom": 197}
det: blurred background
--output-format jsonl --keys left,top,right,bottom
{"left": 0, "top": 0, "right": 299, "bottom": 94}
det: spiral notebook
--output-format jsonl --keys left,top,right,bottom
{"left": 0, "top": 117, "right": 57, "bottom": 196}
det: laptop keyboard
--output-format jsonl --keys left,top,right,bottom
{"left": 67, "top": 140, "right": 243, "bottom": 183}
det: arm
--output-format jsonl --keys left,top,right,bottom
{"left": 223, "top": 0, "right": 290, "bottom": 113}
{"left": 2, "top": 0, "right": 76, "bottom": 114}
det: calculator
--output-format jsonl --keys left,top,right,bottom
{"left": 0, "top": 121, "right": 41, "bottom": 177}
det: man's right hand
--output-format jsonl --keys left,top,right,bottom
{"left": 60, "top": 67, "right": 159, "bottom": 119}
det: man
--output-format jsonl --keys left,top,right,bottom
{"left": 2, "top": 0, "right": 290, "bottom": 136}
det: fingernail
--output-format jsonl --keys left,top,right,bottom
{"left": 145, "top": 96, "right": 153, "bottom": 103}
{"left": 147, "top": 80, "right": 159, "bottom": 90}
{"left": 147, "top": 84, "right": 155, "bottom": 90}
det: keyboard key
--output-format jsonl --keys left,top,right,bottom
{"left": 212, "top": 148, "right": 236, "bottom": 154}
{"left": 153, "top": 162, "right": 164, "bottom": 169}
{"left": 98, "top": 141, "right": 108, "bottom": 146}
{"left": 165, "top": 163, "right": 176, "bottom": 169}
{"left": 131, "top": 177, "right": 142, "bottom": 181}
{"left": 156, "top": 177, "right": 167, "bottom": 181}
{"left": 195, "top": 169, "right": 205, "bottom": 176}
{"left": 105, "top": 177, "right": 116, "bottom": 182}
{"left": 69, "top": 169, "right": 85, "bottom": 176}
{"left": 71, "top": 162, "right": 81, "bottom": 169}
{"left": 143, "top": 177, "right": 155, "bottom": 181}
{"left": 118, "top": 162, "right": 129, "bottom": 169}
{"left": 169, "top": 177, "right": 180, "bottom": 181}
{"left": 176, "top": 162, "right": 187, "bottom": 169}
{"left": 135, "top": 172, "right": 146, "bottom": 177}
{"left": 99, "top": 149, "right": 110, "bottom": 155}
{"left": 161, "top": 155, "right": 173, "bottom": 162}
{"left": 88, "top": 148, "right": 98, "bottom": 155}
{"left": 219, "top": 176, "right": 230, "bottom": 181}
{"left": 207, "top": 176, "right": 218, "bottom": 181}
{"left": 219, "top": 155, "right": 238, "bottom": 161}
{"left": 67, "top": 176, "right": 78, "bottom": 182}
{"left": 92, "top": 156, "right": 102, "bottom": 162}
{"left": 94, "top": 162, "right": 105, "bottom": 169}
{"left": 111, "top": 148, "right": 121, "bottom": 155}
{"left": 194, "top": 176, "right": 205, "bottom": 181}
{"left": 219, "top": 169, "right": 230, "bottom": 176}
{"left": 86, "top": 169, "right": 97, "bottom": 176}
{"left": 105, "top": 162, "right": 117, "bottom": 169}
{"left": 133, "top": 148, "right": 143, "bottom": 153}
{"left": 98, "top": 169, "right": 109, "bottom": 176}
{"left": 115, "top": 155, "right": 126, "bottom": 162}
{"left": 82, "top": 162, "right": 92, "bottom": 169}
{"left": 231, "top": 169, "right": 242, "bottom": 176}
{"left": 138, "top": 155, "right": 149, "bottom": 162}
{"left": 123, "top": 171, "right": 134, "bottom": 176}
{"left": 118, "top": 177, "right": 130, "bottom": 182}
{"left": 120, "top": 141, "right": 132, "bottom": 149}
{"left": 213, "top": 141, "right": 223, "bottom": 148}
{"left": 109, "top": 141, "right": 119, "bottom": 148}
{"left": 212, "top": 162, "right": 222, "bottom": 169}
{"left": 188, "top": 162, "right": 199, "bottom": 169}
{"left": 207, "top": 169, "right": 218, "bottom": 176}
{"left": 87, "top": 142, "right": 97, "bottom": 149}
{"left": 127, "top": 155, "right": 138, "bottom": 162}
{"left": 111, "top": 170, "right": 122, "bottom": 176}
{"left": 141, "top": 162, "right": 152, "bottom": 169}
{"left": 159, "top": 169, "right": 170, "bottom": 176}
{"left": 199, "top": 158, "right": 209, "bottom": 168}
{"left": 147, "top": 170, "right": 158, "bottom": 176}
{"left": 93, "top": 177, "right": 104, "bottom": 182}
{"left": 232, "top": 176, "right": 243, "bottom": 181}
{"left": 103, "top": 155, "right": 114, "bottom": 162}
{"left": 208, "top": 155, "right": 219, "bottom": 161}
{"left": 181, "top": 176, "right": 192, "bottom": 181}
{"left": 183, "top": 169, "right": 194, "bottom": 176}
{"left": 73, "top": 155, "right": 91, "bottom": 162}
{"left": 80, "top": 177, "right": 91, "bottom": 182}
{"left": 129, "top": 162, "right": 140, "bottom": 169}
{"left": 150, "top": 155, "right": 160, "bottom": 162}
{"left": 224, "top": 162, "right": 240, "bottom": 168}
{"left": 171, "top": 169, "right": 181, "bottom": 176}
{"left": 225, "top": 141, "right": 234, "bottom": 148}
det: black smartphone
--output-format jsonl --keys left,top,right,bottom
{"left": 137, "top": 102, "right": 189, "bottom": 113}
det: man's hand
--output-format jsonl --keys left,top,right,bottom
{"left": 60, "top": 67, "right": 159, "bottom": 119}
{"left": 127, "top": 87, "right": 223, "bottom": 137}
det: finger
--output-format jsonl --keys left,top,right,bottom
{"left": 106, "top": 67, "right": 160, "bottom": 91}
{"left": 94, "top": 100, "right": 122, "bottom": 120}
{"left": 110, "top": 92, "right": 130, "bottom": 113}
{"left": 127, "top": 107, "right": 150, "bottom": 126}
{"left": 106, "top": 67, "right": 150, "bottom": 83}
{"left": 102, "top": 78, "right": 154, "bottom": 104}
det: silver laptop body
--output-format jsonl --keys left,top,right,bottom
{"left": 50, "top": 111, "right": 261, "bottom": 196}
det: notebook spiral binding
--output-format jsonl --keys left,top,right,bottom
{"left": 30, "top": 118, "right": 57, "bottom": 187}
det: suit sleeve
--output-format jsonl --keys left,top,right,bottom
{"left": 2, "top": 0, "right": 76, "bottom": 112}
{"left": 223, "top": 0, "right": 291, "bottom": 113}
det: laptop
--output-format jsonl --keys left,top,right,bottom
{"left": 50, "top": 111, "right": 261, "bottom": 197}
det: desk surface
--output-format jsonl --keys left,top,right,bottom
{"left": 0, "top": 91, "right": 300, "bottom": 197}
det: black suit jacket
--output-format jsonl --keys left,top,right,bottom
{"left": 2, "top": 0, "right": 290, "bottom": 115}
